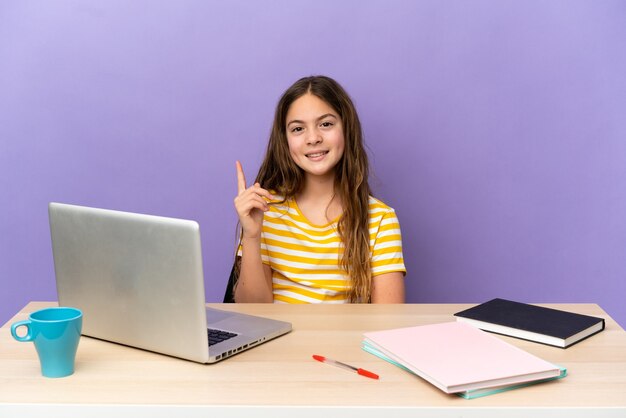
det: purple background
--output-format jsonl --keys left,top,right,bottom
{"left": 1, "top": 1, "right": 625, "bottom": 327}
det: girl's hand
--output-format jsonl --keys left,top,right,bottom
{"left": 234, "top": 161, "right": 274, "bottom": 239}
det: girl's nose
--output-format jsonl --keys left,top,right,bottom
{"left": 306, "top": 133, "right": 323, "bottom": 145}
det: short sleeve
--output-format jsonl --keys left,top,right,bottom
{"left": 371, "top": 209, "right": 406, "bottom": 276}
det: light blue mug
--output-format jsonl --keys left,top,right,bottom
{"left": 11, "top": 307, "right": 83, "bottom": 378}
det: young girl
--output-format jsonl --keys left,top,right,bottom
{"left": 233, "top": 75, "right": 405, "bottom": 303}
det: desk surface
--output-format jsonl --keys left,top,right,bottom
{"left": 2, "top": 302, "right": 625, "bottom": 417}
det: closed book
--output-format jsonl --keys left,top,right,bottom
{"left": 363, "top": 322, "right": 563, "bottom": 395}
{"left": 454, "top": 298, "right": 605, "bottom": 348}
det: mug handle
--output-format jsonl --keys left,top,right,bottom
{"left": 11, "top": 320, "right": 33, "bottom": 342}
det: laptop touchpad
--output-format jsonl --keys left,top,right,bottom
{"left": 206, "top": 308, "right": 236, "bottom": 323}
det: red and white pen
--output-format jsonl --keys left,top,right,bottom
{"left": 312, "top": 354, "right": 379, "bottom": 380}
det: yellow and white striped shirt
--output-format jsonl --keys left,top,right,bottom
{"left": 243, "top": 195, "right": 405, "bottom": 304}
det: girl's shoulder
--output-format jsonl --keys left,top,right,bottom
{"left": 368, "top": 195, "right": 395, "bottom": 213}
{"left": 367, "top": 196, "right": 402, "bottom": 227}
{"left": 267, "top": 191, "right": 288, "bottom": 205}
{"left": 266, "top": 192, "right": 294, "bottom": 216}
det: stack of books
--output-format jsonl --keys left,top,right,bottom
{"left": 363, "top": 299, "right": 605, "bottom": 399}
{"left": 362, "top": 321, "right": 566, "bottom": 399}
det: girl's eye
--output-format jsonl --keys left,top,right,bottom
{"left": 291, "top": 126, "right": 303, "bottom": 133}
{"left": 320, "top": 121, "right": 333, "bottom": 128}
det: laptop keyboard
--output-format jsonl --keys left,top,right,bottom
{"left": 208, "top": 328, "right": 238, "bottom": 346}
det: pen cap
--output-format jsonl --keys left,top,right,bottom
{"left": 357, "top": 368, "right": 379, "bottom": 380}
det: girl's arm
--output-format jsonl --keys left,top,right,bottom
{"left": 234, "top": 238, "right": 274, "bottom": 302}
{"left": 233, "top": 161, "right": 274, "bottom": 302}
{"left": 371, "top": 272, "right": 405, "bottom": 303}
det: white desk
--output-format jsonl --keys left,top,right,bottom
{"left": 2, "top": 302, "right": 625, "bottom": 417}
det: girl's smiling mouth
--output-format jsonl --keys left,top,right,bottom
{"left": 306, "top": 150, "right": 329, "bottom": 159}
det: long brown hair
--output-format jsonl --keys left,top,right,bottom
{"left": 241, "top": 75, "right": 372, "bottom": 302}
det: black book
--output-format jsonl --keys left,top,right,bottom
{"left": 454, "top": 298, "right": 605, "bottom": 348}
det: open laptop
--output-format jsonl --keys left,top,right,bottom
{"left": 48, "top": 202, "right": 291, "bottom": 363}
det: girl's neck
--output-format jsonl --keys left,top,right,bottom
{"left": 298, "top": 172, "right": 336, "bottom": 201}
{"left": 295, "top": 172, "right": 343, "bottom": 225}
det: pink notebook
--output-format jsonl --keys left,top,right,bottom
{"left": 363, "top": 321, "right": 561, "bottom": 393}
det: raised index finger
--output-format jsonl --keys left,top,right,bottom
{"left": 236, "top": 160, "right": 247, "bottom": 194}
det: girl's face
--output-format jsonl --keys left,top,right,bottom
{"left": 285, "top": 93, "right": 345, "bottom": 181}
